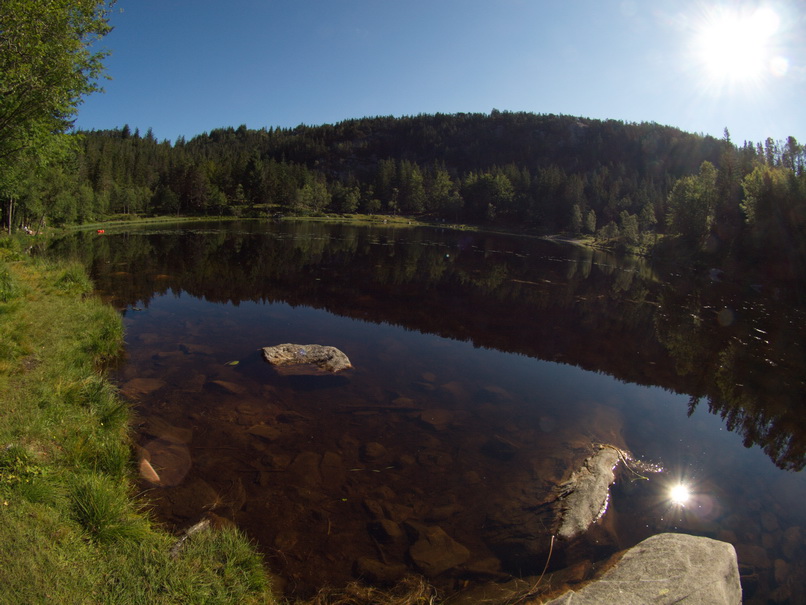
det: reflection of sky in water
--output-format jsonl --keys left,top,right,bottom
{"left": 126, "top": 287, "right": 806, "bottom": 536}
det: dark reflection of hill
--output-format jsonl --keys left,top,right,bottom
{"left": 48, "top": 220, "right": 806, "bottom": 470}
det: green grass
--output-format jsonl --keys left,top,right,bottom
{"left": 69, "top": 472, "right": 151, "bottom": 543}
{"left": 53, "top": 260, "right": 95, "bottom": 295}
{"left": 0, "top": 236, "right": 276, "bottom": 604}
{"left": 0, "top": 263, "right": 19, "bottom": 303}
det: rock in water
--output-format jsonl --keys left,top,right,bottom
{"left": 407, "top": 523, "right": 471, "bottom": 577}
{"left": 354, "top": 557, "right": 408, "bottom": 585}
{"left": 138, "top": 457, "right": 160, "bottom": 484}
{"left": 261, "top": 343, "right": 352, "bottom": 373}
{"left": 546, "top": 533, "right": 742, "bottom": 604}
{"left": 554, "top": 445, "right": 621, "bottom": 539}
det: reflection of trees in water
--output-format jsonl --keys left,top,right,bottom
{"left": 656, "top": 282, "right": 806, "bottom": 471}
{"left": 48, "top": 221, "right": 806, "bottom": 470}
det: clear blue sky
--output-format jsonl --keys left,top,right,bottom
{"left": 75, "top": 0, "right": 805, "bottom": 146}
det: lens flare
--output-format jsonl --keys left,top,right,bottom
{"left": 770, "top": 56, "right": 789, "bottom": 77}
{"left": 669, "top": 483, "right": 691, "bottom": 506}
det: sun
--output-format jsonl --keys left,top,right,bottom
{"left": 690, "top": 4, "right": 784, "bottom": 93}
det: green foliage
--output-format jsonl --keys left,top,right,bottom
{"left": 0, "top": 0, "right": 115, "bottom": 166}
{"left": 428, "top": 166, "right": 463, "bottom": 217}
{"left": 0, "top": 258, "right": 277, "bottom": 603}
{"left": 0, "top": 0, "right": 114, "bottom": 235}
{"left": 596, "top": 220, "right": 620, "bottom": 243}
{"left": 638, "top": 202, "right": 657, "bottom": 232}
{"left": 619, "top": 210, "right": 640, "bottom": 247}
{"left": 99, "top": 528, "right": 274, "bottom": 604}
{"left": 0, "top": 444, "right": 43, "bottom": 489}
{"left": 397, "top": 160, "right": 426, "bottom": 213}
{"left": 740, "top": 164, "right": 806, "bottom": 278}
{"left": 0, "top": 263, "right": 20, "bottom": 302}
{"left": 741, "top": 164, "right": 791, "bottom": 226}
{"left": 330, "top": 183, "right": 361, "bottom": 214}
{"left": 462, "top": 171, "right": 514, "bottom": 221}
{"left": 666, "top": 161, "right": 718, "bottom": 247}
{"left": 182, "top": 529, "right": 272, "bottom": 597}
{"left": 54, "top": 261, "right": 93, "bottom": 294}
{"left": 569, "top": 204, "right": 583, "bottom": 234}
{"left": 292, "top": 179, "right": 330, "bottom": 214}
{"left": 3, "top": 106, "right": 804, "bottom": 277}
{"left": 60, "top": 113, "right": 727, "bottom": 230}
{"left": 81, "top": 303, "right": 124, "bottom": 361}
{"left": 584, "top": 209, "right": 597, "bottom": 234}
{"left": 0, "top": 0, "right": 112, "bottom": 237}
{"left": 69, "top": 473, "right": 149, "bottom": 543}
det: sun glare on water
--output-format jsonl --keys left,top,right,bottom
{"left": 669, "top": 483, "right": 692, "bottom": 506}
{"left": 690, "top": 4, "right": 787, "bottom": 94}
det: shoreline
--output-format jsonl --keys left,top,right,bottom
{"left": 61, "top": 212, "right": 613, "bottom": 253}
{"left": 0, "top": 238, "right": 277, "bottom": 603}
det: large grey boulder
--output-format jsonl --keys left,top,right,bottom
{"left": 261, "top": 343, "right": 352, "bottom": 373}
{"left": 546, "top": 533, "right": 742, "bottom": 604}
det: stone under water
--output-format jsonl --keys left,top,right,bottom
{"left": 554, "top": 445, "right": 622, "bottom": 540}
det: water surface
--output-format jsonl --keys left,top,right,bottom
{"left": 51, "top": 220, "right": 806, "bottom": 601}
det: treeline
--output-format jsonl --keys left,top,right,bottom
{"left": 3, "top": 111, "right": 805, "bottom": 279}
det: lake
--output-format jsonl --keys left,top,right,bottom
{"left": 49, "top": 220, "right": 806, "bottom": 602}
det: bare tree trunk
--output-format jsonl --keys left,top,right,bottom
{"left": 6, "top": 197, "right": 12, "bottom": 235}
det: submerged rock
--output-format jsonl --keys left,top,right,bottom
{"left": 246, "top": 424, "right": 283, "bottom": 442}
{"left": 121, "top": 377, "right": 166, "bottom": 398}
{"left": 360, "top": 441, "right": 388, "bottom": 462}
{"left": 418, "top": 409, "right": 454, "bottom": 431}
{"left": 262, "top": 343, "right": 352, "bottom": 373}
{"left": 406, "top": 523, "right": 471, "bottom": 577}
{"left": 206, "top": 379, "right": 247, "bottom": 395}
{"left": 554, "top": 445, "right": 621, "bottom": 540}
{"left": 483, "top": 443, "right": 642, "bottom": 570}
{"left": 289, "top": 451, "right": 323, "bottom": 487}
{"left": 354, "top": 557, "right": 408, "bottom": 585}
{"left": 480, "top": 435, "right": 519, "bottom": 461}
{"left": 141, "top": 439, "right": 192, "bottom": 487}
{"left": 138, "top": 457, "right": 161, "bottom": 484}
{"left": 368, "top": 519, "right": 405, "bottom": 544}
{"left": 142, "top": 416, "right": 193, "bottom": 444}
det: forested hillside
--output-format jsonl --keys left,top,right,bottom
{"left": 3, "top": 111, "right": 805, "bottom": 288}
{"left": 71, "top": 113, "right": 732, "bottom": 229}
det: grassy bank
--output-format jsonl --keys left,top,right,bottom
{"left": 0, "top": 236, "right": 275, "bottom": 604}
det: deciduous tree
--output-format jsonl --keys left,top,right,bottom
{"left": 0, "top": 0, "right": 115, "bottom": 164}
{"left": 666, "top": 161, "right": 717, "bottom": 247}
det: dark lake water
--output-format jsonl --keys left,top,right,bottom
{"left": 50, "top": 220, "right": 806, "bottom": 602}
